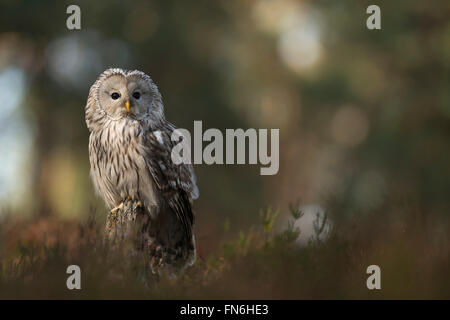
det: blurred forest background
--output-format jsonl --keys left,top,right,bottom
{"left": 0, "top": 0, "right": 449, "bottom": 299}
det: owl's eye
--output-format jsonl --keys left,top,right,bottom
{"left": 132, "top": 92, "right": 141, "bottom": 99}
{"left": 111, "top": 92, "right": 120, "bottom": 100}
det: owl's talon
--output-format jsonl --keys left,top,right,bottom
{"left": 136, "top": 200, "right": 143, "bottom": 208}
{"left": 110, "top": 202, "right": 124, "bottom": 214}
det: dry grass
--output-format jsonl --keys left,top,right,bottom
{"left": 0, "top": 199, "right": 449, "bottom": 299}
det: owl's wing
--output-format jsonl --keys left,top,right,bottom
{"left": 143, "top": 122, "right": 199, "bottom": 240}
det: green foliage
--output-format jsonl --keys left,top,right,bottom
{"left": 259, "top": 207, "right": 279, "bottom": 234}
{"left": 288, "top": 201, "right": 304, "bottom": 220}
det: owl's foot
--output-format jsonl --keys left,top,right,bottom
{"left": 124, "top": 196, "right": 143, "bottom": 208}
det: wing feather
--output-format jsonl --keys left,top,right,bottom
{"left": 143, "top": 122, "right": 199, "bottom": 240}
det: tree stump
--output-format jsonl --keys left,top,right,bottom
{"left": 105, "top": 198, "right": 196, "bottom": 277}
{"left": 104, "top": 199, "right": 167, "bottom": 276}
{"left": 104, "top": 199, "right": 152, "bottom": 276}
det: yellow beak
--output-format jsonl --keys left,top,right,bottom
{"left": 125, "top": 100, "right": 130, "bottom": 111}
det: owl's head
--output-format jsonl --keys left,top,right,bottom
{"left": 86, "top": 68, "right": 164, "bottom": 130}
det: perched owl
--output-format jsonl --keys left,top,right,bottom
{"left": 85, "top": 68, "right": 199, "bottom": 275}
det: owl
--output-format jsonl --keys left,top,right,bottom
{"left": 85, "top": 68, "right": 199, "bottom": 275}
